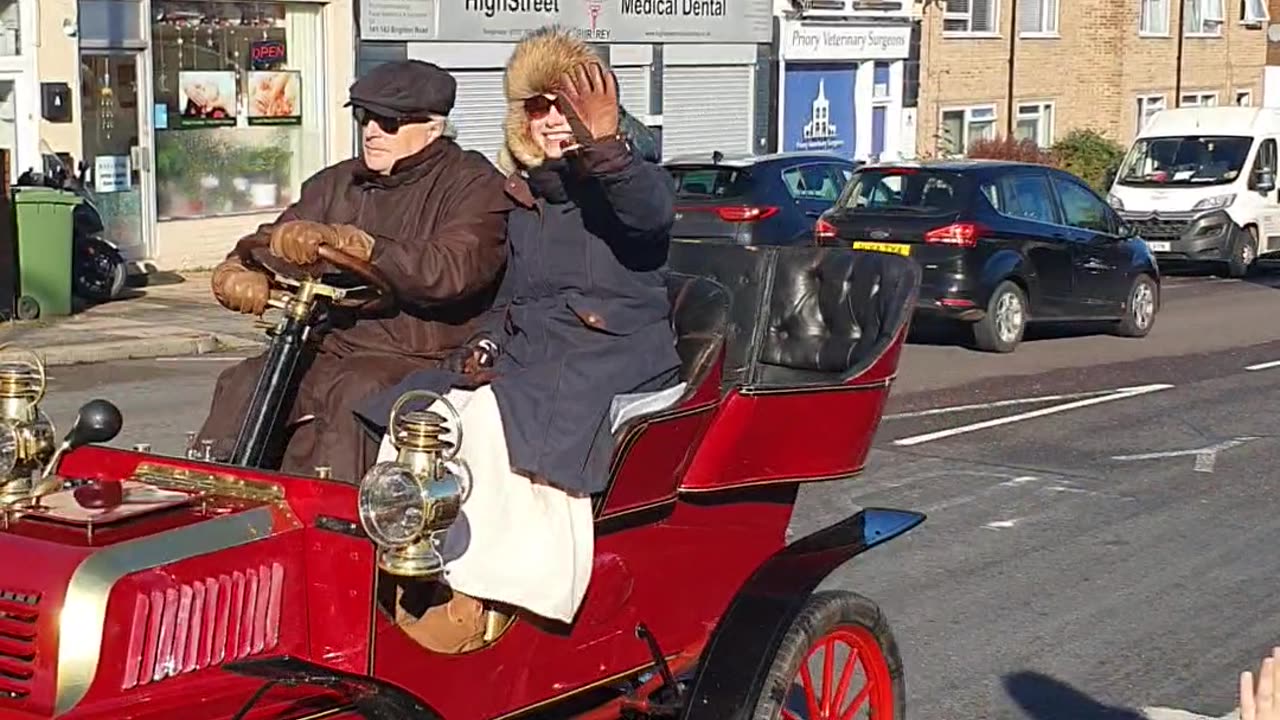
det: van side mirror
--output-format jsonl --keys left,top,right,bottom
{"left": 1257, "top": 169, "right": 1276, "bottom": 192}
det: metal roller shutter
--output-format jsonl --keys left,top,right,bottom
{"left": 661, "top": 65, "right": 754, "bottom": 161}
{"left": 448, "top": 70, "right": 507, "bottom": 165}
{"left": 613, "top": 66, "right": 650, "bottom": 114}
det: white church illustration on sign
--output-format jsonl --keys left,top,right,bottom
{"left": 801, "top": 78, "right": 842, "bottom": 150}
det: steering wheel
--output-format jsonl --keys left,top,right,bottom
{"left": 239, "top": 236, "right": 396, "bottom": 316}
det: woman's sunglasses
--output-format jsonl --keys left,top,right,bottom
{"left": 353, "top": 106, "right": 430, "bottom": 134}
{"left": 523, "top": 95, "right": 557, "bottom": 120}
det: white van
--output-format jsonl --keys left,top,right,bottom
{"left": 1107, "top": 106, "right": 1280, "bottom": 277}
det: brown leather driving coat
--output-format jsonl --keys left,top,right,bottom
{"left": 230, "top": 137, "right": 513, "bottom": 359}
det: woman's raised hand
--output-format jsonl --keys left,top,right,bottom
{"left": 1242, "top": 647, "right": 1280, "bottom": 720}
{"left": 555, "top": 61, "right": 619, "bottom": 144}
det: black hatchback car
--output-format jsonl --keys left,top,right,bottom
{"left": 665, "top": 152, "right": 861, "bottom": 245}
{"left": 815, "top": 160, "right": 1161, "bottom": 352}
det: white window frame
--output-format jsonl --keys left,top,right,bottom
{"left": 1017, "top": 0, "right": 1058, "bottom": 35}
{"left": 1015, "top": 101, "right": 1055, "bottom": 147}
{"left": 943, "top": 0, "right": 1000, "bottom": 36}
{"left": 1140, "top": 0, "right": 1171, "bottom": 36}
{"left": 1240, "top": 0, "right": 1268, "bottom": 25}
{"left": 1183, "top": 0, "right": 1225, "bottom": 36}
{"left": 938, "top": 104, "right": 998, "bottom": 156}
{"left": 1180, "top": 91, "right": 1219, "bottom": 107}
{"left": 1236, "top": 88, "right": 1254, "bottom": 106}
{"left": 1137, "top": 94, "right": 1167, "bottom": 134}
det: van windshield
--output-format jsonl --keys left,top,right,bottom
{"left": 1116, "top": 135, "right": 1253, "bottom": 187}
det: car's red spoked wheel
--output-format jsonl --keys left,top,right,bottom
{"left": 751, "top": 591, "right": 904, "bottom": 720}
{"left": 784, "top": 626, "right": 894, "bottom": 720}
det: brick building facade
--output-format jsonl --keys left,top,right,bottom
{"left": 916, "top": 0, "right": 1268, "bottom": 157}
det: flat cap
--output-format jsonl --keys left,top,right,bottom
{"left": 346, "top": 60, "right": 456, "bottom": 118}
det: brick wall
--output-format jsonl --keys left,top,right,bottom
{"left": 917, "top": 0, "right": 1266, "bottom": 157}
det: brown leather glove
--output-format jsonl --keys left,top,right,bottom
{"left": 556, "top": 61, "right": 620, "bottom": 143}
{"left": 332, "top": 224, "right": 376, "bottom": 262}
{"left": 211, "top": 257, "right": 270, "bottom": 315}
{"left": 269, "top": 220, "right": 339, "bottom": 265}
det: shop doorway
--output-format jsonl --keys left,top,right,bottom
{"left": 79, "top": 49, "right": 155, "bottom": 267}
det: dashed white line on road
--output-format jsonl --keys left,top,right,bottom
{"left": 891, "top": 383, "right": 1175, "bottom": 447}
{"left": 1245, "top": 359, "right": 1280, "bottom": 371}
{"left": 884, "top": 389, "right": 1116, "bottom": 419}
{"left": 1112, "top": 437, "right": 1260, "bottom": 473}
{"left": 983, "top": 519, "right": 1019, "bottom": 530}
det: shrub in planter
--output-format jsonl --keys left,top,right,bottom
{"left": 1050, "top": 129, "right": 1126, "bottom": 193}
{"left": 967, "top": 135, "right": 1055, "bottom": 165}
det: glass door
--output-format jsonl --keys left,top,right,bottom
{"left": 80, "top": 49, "right": 154, "bottom": 265}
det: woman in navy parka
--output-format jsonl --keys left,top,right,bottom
{"left": 356, "top": 26, "right": 681, "bottom": 654}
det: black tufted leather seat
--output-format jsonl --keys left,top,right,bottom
{"left": 667, "top": 241, "right": 920, "bottom": 389}
{"left": 666, "top": 272, "right": 731, "bottom": 388}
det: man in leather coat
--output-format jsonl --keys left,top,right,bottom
{"left": 196, "top": 60, "right": 512, "bottom": 481}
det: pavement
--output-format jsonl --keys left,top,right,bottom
{"left": 0, "top": 271, "right": 265, "bottom": 366}
{"left": 22, "top": 269, "right": 1280, "bottom": 719}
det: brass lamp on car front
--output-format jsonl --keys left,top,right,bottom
{"left": 0, "top": 349, "right": 57, "bottom": 506}
{"left": 358, "top": 390, "right": 471, "bottom": 579}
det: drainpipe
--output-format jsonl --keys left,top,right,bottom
{"left": 1175, "top": 0, "right": 1186, "bottom": 105}
{"left": 1006, "top": 0, "right": 1019, "bottom": 137}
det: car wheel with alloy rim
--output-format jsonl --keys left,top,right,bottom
{"left": 972, "top": 280, "right": 1027, "bottom": 353}
{"left": 1114, "top": 273, "right": 1158, "bottom": 338}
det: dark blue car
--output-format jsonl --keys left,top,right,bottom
{"left": 664, "top": 152, "right": 862, "bottom": 246}
{"left": 815, "top": 160, "right": 1161, "bottom": 352}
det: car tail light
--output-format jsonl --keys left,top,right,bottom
{"left": 814, "top": 217, "right": 838, "bottom": 243}
{"left": 924, "top": 222, "right": 986, "bottom": 248}
{"left": 715, "top": 206, "right": 779, "bottom": 223}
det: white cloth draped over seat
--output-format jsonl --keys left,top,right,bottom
{"left": 376, "top": 382, "right": 688, "bottom": 623}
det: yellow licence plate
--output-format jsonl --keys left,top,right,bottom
{"left": 851, "top": 241, "right": 912, "bottom": 256}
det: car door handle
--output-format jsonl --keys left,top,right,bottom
{"left": 805, "top": 210, "right": 823, "bottom": 218}
{"left": 1080, "top": 258, "right": 1111, "bottom": 271}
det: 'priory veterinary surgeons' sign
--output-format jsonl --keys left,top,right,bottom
{"left": 360, "top": 0, "right": 771, "bottom": 43}
{"left": 780, "top": 21, "right": 911, "bottom": 61}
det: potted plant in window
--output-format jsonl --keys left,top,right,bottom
{"left": 243, "top": 144, "right": 292, "bottom": 209}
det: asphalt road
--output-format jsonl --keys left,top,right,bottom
{"left": 27, "top": 270, "right": 1280, "bottom": 719}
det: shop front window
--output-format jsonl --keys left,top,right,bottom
{"left": 151, "top": 1, "right": 324, "bottom": 221}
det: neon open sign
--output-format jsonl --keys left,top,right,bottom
{"left": 250, "top": 41, "right": 287, "bottom": 69}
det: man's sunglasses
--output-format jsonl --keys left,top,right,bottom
{"left": 352, "top": 106, "right": 431, "bottom": 133}
{"left": 523, "top": 95, "right": 558, "bottom": 120}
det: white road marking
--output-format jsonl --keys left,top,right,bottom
{"left": 1245, "top": 359, "right": 1280, "bottom": 371}
{"left": 155, "top": 356, "right": 247, "bottom": 362}
{"left": 983, "top": 519, "right": 1019, "bottom": 530}
{"left": 1142, "top": 706, "right": 1237, "bottom": 719}
{"left": 1113, "top": 437, "right": 1260, "bottom": 473}
{"left": 891, "top": 383, "right": 1175, "bottom": 447}
{"left": 885, "top": 389, "right": 1115, "bottom": 419}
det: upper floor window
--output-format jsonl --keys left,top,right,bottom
{"left": 1017, "top": 0, "right": 1058, "bottom": 34}
{"left": 1183, "top": 0, "right": 1225, "bottom": 35}
{"left": 0, "top": 1, "right": 18, "bottom": 56}
{"left": 944, "top": 0, "right": 998, "bottom": 34}
{"left": 1237, "top": 89, "right": 1254, "bottom": 106}
{"left": 1141, "top": 0, "right": 1171, "bottom": 34}
{"left": 1241, "top": 0, "right": 1268, "bottom": 23}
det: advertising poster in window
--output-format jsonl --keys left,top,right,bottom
{"left": 177, "top": 71, "right": 237, "bottom": 128}
{"left": 247, "top": 71, "right": 302, "bottom": 126}
{"left": 783, "top": 64, "right": 856, "bottom": 156}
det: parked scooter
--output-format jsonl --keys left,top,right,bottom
{"left": 15, "top": 153, "right": 128, "bottom": 314}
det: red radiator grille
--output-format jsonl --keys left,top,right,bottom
{"left": 0, "top": 589, "right": 40, "bottom": 701}
{"left": 122, "top": 563, "right": 284, "bottom": 689}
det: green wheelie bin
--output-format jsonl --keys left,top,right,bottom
{"left": 11, "top": 187, "right": 80, "bottom": 320}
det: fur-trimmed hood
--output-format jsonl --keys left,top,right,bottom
{"left": 497, "top": 26, "right": 599, "bottom": 176}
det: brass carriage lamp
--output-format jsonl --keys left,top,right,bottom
{"left": 357, "top": 390, "right": 471, "bottom": 579}
{"left": 0, "top": 350, "right": 57, "bottom": 505}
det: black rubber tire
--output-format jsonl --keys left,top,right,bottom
{"left": 1113, "top": 273, "right": 1158, "bottom": 338}
{"left": 15, "top": 295, "right": 39, "bottom": 321}
{"left": 1224, "top": 226, "right": 1258, "bottom": 278}
{"left": 972, "top": 280, "right": 1027, "bottom": 353}
{"left": 750, "top": 591, "right": 906, "bottom": 720}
